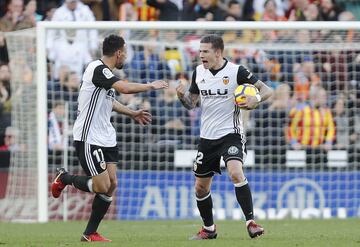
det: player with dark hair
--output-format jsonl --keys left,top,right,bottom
{"left": 176, "top": 34, "right": 273, "bottom": 240}
{"left": 51, "top": 34, "right": 168, "bottom": 242}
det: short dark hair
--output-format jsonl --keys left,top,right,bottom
{"left": 200, "top": 35, "right": 224, "bottom": 52}
{"left": 102, "top": 34, "right": 125, "bottom": 56}
{"left": 228, "top": 0, "right": 239, "bottom": 8}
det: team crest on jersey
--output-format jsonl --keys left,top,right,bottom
{"left": 228, "top": 146, "right": 239, "bottom": 155}
{"left": 106, "top": 89, "right": 115, "bottom": 101}
{"left": 222, "top": 76, "right": 230, "bottom": 85}
{"left": 102, "top": 68, "right": 114, "bottom": 79}
{"left": 100, "top": 161, "right": 106, "bottom": 170}
{"left": 193, "top": 162, "right": 197, "bottom": 171}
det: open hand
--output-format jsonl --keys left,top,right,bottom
{"left": 150, "top": 80, "right": 168, "bottom": 90}
{"left": 132, "top": 109, "right": 152, "bottom": 126}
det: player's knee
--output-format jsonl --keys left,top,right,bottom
{"left": 93, "top": 181, "right": 111, "bottom": 194}
{"left": 195, "top": 184, "right": 209, "bottom": 198}
{"left": 229, "top": 171, "right": 244, "bottom": 184}
{"left": 107, "top": 179, "right": 117, "bottom": 195}
{"left": 230, "top": 173, "right": 243, "bottom": 184}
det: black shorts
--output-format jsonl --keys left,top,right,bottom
{"left": 74, "top": 141, "right": 119, "bottom": 176}
{"left": 193, "top": 133, "right": 247, "bottom": 178}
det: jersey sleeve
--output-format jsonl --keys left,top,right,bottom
{"left": 237, "top": 65, "right": 258, "bottom": 85}
{"left": 188, "top": 70, "right": 199, "bottom": 94}
{"left": 92, "top": 65, "right": 119, "bottom": 90}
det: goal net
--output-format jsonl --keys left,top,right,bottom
{"left": 1, "top": 22, "right": 359, "bottom": 222}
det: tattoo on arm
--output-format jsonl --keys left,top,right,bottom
{"left": 178, "top": 92, "right": 199, "bottom": 110}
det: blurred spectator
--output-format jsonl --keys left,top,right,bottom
{"left": 146, "top": 0, "right": 180, "bottom": 21}
{"left": 319, "top": 0, "right": 343, "bottom": 21}
{"left": 46, "top": 0, "right": 98, "bottom": 57}
{"left": 126, "top": 0, "right": 157, "bottom": 21}
{"left": 126, "top": 40, "right": 170, "bottom": 96}
{"left": 48, "top": 101, "right": 65, "bottom": 150}
{"left": 162, "top": 31, "right": 189, "bottom": 77}
{"left": 287, "top": 0, "right": 308, "bottom": 21}
{"left": 23, "top": 0, "right": 42, "bottom": 24}
{"left": 338, "top": 10, "right": 356, "bottom": 21}
{"left": 261, "top": 0, "right": 286, "bottom": 21}
{"left": 82, "top": 0, "right": 120, "bottom": 20}
{"left": 116, "top": 93, "right": 152, "bottom": 164}
{"left": 182, "top": 0, "right": 226, "bottom": 21}
{"left": 0, "top": 33, "right": 9, "bottom": 64}
{"left": 225, "top": 0, "right": 243, "bottom": 21}
{"left": 42, "top": 1, "right": 58, "bottom": 21}
{"left": 151, "top": 79, "right": 190, "bottom": 145}
{"left": 332, "top": 93, "right": 357, "bottom": 149}
{"left": 0, "top": 0, "right": 35, "bottom": 32}
{"left": 242, "top": 0, "right": 255, "bottom": 20}
{"left": 303, "top": 3, "right": 321, "bottom": 21}
{"left": 252, "top": 83, "right": 292, "bottom": 165}
{"left": 48, "top": 29, "right": 92, "bottom": 80}
{"left": 0, "top": 126, "right": 19, "bottom": 151}
{"left": 0, "top": 63, "right": 11, "bottom": 86}
{"left": 118, "top": 1, "right": 138, "bottom": 21}
{"left": 248, "top": 0, "right": 285, "bottom": 21}
{"left": 337, "top": 11, "right": 357, "bottom": 43}
{"left": 0, "top": 64, "right": 11, "bottom": 130}
{"left": 54, "top": 70, "right": 80, "bottom": 101}
{"left": 293, "top": 56, "right": 320, "bottom": 102}
{"left": 288, "top": 87, "right": 335, "bottom": 151}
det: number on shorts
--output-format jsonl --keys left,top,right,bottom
{"left": 93, "top": 149, "right": 105, "bottom": 163}
{"left": 196, "top": 152, "right": 203, "bottom": 164}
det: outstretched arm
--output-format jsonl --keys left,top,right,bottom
{"left": 112, "top": 100, "right": 152, "bottom": 125}
{"left": 176, "top": 82, "right": 199, "bottom": 110}
{"left": 112, "top": 80, "right": 168, "bottom": 94}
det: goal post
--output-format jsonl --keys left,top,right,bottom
{"left": 1, "top": 21, "right": 359, "bottom": 222}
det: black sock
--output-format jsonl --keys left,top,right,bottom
{"left": 60, "top": 174, "right": 91, "bottom": 192}
{"left": 196, "top": 192, "right": 214, "bottom": 227}
{"left": 235, "top": 179, "right": 254, "bottom": 221}
{"left": 84, "top": 194, "right": 112, "bottom": 235}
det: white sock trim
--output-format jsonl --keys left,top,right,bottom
{"left": 203, "top": 224, "right": 215, "bottom": 231}
{"left": 234, "top": 178, "right": 248, "bottom": 187}
{"left": 196, "top": 192, "right": 211, "bottom": 201}
{"left": 246, "top": 219, "right": 254, "bottom": 227}
{"left": 87, "top": 179, "right": 93, "bottom": 193}
{"left": 98, "top": 193, "right": 113, "bottom": 202}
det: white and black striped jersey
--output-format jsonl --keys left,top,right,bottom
{"left": 189, "top": 58, "right": 258, "bottom": 140}
{"left": 73, "top": 59, "right": 119, "bottom": 147}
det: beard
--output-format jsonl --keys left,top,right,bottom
{"left": 115, "top": 63, "right": 123, "bottom": 70}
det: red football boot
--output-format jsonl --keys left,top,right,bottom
{"left": 247, "top": 220, "right": 264, "bottom": 238}
{"left": 81, "top": 232, "right": 112, "bottom": 242}
{"left": 51, "top": 168, "right": 67, "bottom": 198}
{"left": 189, "top": 226, "right": 217, "bottom": 240}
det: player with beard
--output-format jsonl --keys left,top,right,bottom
{"left": 51, "top": 34, "right": 168, "bottom": 242}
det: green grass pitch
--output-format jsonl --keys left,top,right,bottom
{"left": 0, "top": 219, "right": 359, "bottom": 247}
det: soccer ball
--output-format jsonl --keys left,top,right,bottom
{"left": 234, "top": 84, "right": 259, "bottom": 105}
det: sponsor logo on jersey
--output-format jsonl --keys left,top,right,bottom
{"left": 222, "top": 76, "right": 229, "bottom": 85}
{"left": 228, "top": 146, "right": 239, "bottom": 155}
{"left": 102, "top": 68, "right": 114, "bottom": 79}
{"left": 200, "top": 89, "right": 228, "bottom": 96}
{"left": 199, "top": 79, "right": 205, "bottom": 84}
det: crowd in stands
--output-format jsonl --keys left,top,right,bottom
{"left": 0, "top": 0, "right": 360, "bottom": 168}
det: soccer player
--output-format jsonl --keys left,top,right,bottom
{"left": 51, "top": 34, "right": 168, "bottom": 242}
{"left": 176, "top": 34, "right": 273, "bottom": 240}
